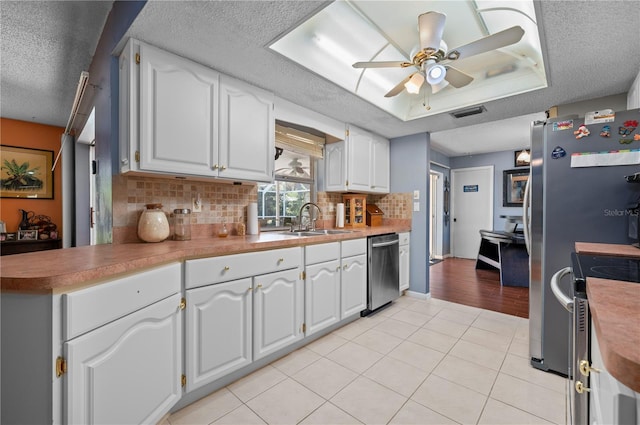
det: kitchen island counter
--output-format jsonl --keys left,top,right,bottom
{"left": 587, "top": 277, "right": 640, "bottom": 393}
{"left": 1, "top": 224, "right": 409, "bottom": 293}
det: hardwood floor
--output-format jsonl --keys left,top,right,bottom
{"left": 428, "top": 258, "right": 530, "bottom": 318}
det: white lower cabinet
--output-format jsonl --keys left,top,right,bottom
{"left": 65, "top": 293, "right": 182, "bottom": 425}
{"left": 184, "top": 248, "right": 303, "bottom": 392}
{"left": 341, "top": 253, "right": 366, "bottom": 318}
{"left": 185, "top": 278, "right": 252, "bottom": 392}
{"left": 304, "top": 239, "right": 367, "bottom": 336}
{"left": 253, "top": 268, "right": 304, "bottom": 360}
{"left": 305, "top": 259, "right": 341, "bottom": 336}
{"left": 399, "top": 232, "right": 410, "bottom": 291}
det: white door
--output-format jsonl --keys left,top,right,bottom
{"left": 185, "top": 278, "right": 252, "bottom": 392}
{"left": 253, "top": 268, "right": 303, "bottom": 360}
{"left": 429, "top": 170, "right": 444, "bottom": 259}
{"left": 340, "top": 254, "right": 367, "bottom": 318}
{"left": 305, "top": 260, "right": 340, "bottom": 336}
{"left": 451, "top": 166, "right": 494, "bottom": 259}
{"left": 65, "top": 294, "right": 182, "bottom": 425}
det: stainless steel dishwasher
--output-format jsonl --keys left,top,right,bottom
{"left": 363, "top": 233, "right": 400, "bottom": 315}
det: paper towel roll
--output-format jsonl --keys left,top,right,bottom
{"left": 336, "top": 203, "right": 345, "bottom": 228}
{"left": 247, "top": 203, "right": 259, "bottom": 235}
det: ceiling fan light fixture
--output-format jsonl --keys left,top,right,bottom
{"left": 431, "top": 79, "right": 449, "bottom": 94}
{"left": 404, "top": 72, "right": 425, "bottom": 94}
{"left": 426, "top": 63, "right": 446, "bottom": 85}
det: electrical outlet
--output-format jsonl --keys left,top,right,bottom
{"left": 192, "top": 197, "right": 202, "bottom": 213}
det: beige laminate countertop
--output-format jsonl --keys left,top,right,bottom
{"left": 1, "top": 225, "right": 409, "bottom": 293}
{"left": 575, "top": 242, "right": 640, "bottom": 393}
{"left": 587, "top": 278, "right": 640, "bottom": 393}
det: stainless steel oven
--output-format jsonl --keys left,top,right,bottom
{"left": 551, "top": 253, "right": 640, "bottom": 424}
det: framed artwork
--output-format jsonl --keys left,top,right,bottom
{"left": 1, "top": 145, "right": 54, "bottom": 199}
{"left": 18, "top": 229, "right": 38, "bottom": 240}
{"left": 503, "top": 169, "right": 529, "bottom": 207}
{"left": 514, "top": 149, "right": 531, "bottom": 167}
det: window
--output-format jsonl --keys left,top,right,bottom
{"left": 258, "top": 122, "right": 325, "bottom": 230}
{"left": 258, "top": 149, "right": 314, "bottom": 230}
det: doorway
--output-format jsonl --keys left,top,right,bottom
{"left": 451, "top": 166, "right": 493, "bottom": 259}
{"left": 429, "top": 171, "right": 443, "bottom": 261}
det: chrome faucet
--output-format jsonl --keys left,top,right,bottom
{"left": 297, "top": 202, "right": 322, "bottom": 231}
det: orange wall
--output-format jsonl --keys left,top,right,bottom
{"left": 1, "top": 118, "right": 64, "bottom": 233}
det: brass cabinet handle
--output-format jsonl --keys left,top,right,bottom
{"left": 212, "top": 164, "right": 219, "bottom": 170}
{"left": 278, "top": 258, "right": 284, "bottom": 263}
{"left": 223, "top": 266, "right": 230, "bottom": 271}
{"left": 575, "top": 381, "right": 590, "bottom": 394}
{"left": 255, "top": 284, "right": 263, "bottom": 291}
{"left": 343, "top": 264, "right": 348, "bottom": 270}
{"left": 220, "top": 165, "right": 227, "bottom": 171}
{"left": 579, "top": 360, "right": 600, "bottom": 377}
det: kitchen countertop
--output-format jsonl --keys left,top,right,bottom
{"left": 575, "top": 242, "right": 640, "bottom": 393}
{"left": 587, "top": 277, "right": 640, "bottom": 393}
{"left": 575, "top": 242, "right": 640, "bottom": 258}
{"left": 1, "top": 224, "right": 409, "bottom": 293}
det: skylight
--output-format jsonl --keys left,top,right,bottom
{"left": 269, "top": 0, "right": 547, "bottom": 121}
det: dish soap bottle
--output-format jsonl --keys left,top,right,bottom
{"left": 138, "top": 203, "right": 170, "bottom": 243}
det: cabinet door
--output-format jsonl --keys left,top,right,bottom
{"left": 346, "top": 126, "right": 372, "bottom": 192}
{"left": 185, "top": 278, "right": 252, "bottom": 392}
{"left": 324, "top": 141, "right": 347, "bottom": 191}
{"left": 371, "top": 135, "right": 390, "bottom": 193}
{"left": 219, "top": 76, "right": 274, "bottom": 182}
{"left": 305, "top": 260, "right": 341, "bottom": 336}
{"left": 253, "top": 268, "right": 303, "bottom": 360}
{"left": 399, "top": 245, "right": 410, "bottom": 291}
{"left": 341, "top": 254, "right": 367, "bottom": 318}
{"left": 139, "top": 42, "right": 219, "bottom": 175}
{"left": 65, "top": 294, "right": 182, "bottom": 425}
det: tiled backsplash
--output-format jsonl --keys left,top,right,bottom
{"left": 112, "top": 175, "right": 412, "bottom": 243}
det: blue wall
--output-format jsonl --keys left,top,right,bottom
{"left": 390, "top": 133, "right": 430, "bottom": 294}
{"left": 450, "top": 150, "right": 528, "bottom": 231}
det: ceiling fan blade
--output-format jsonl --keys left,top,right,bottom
{"left": 418, "top": 11, "right": 446, "bottom": 51}
{"left": 446, "top": 26, "right": 524, "bottom": 61}
{"left": 444, "top": 66, "right": 474, "bottom": 88}
{"left": 352, "top": 61, "right": 413, "bottom": 69}
{"left": 384, "top": 74, "right": 414, "bottom": 97}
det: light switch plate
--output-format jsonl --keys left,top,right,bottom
{"left": 413, "top": 202, "right": 420, "bottom": 212}
{"left": 413, "top": 190, "right": 420, "bottom": 200}
{"left": 192, "top": 198, "right": 202, "bottom": 213}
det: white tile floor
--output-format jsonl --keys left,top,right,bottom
{"left": 166, "top": 296, "right": 568, "bottom": 425}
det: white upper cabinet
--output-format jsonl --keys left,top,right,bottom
{"left": 323, "top": 124, "right": 390, "bottom": 193}
{"left": 119, "top": 39, "right": 274, "bottom": 182}
{"left": 218, "top": 75, "right": 274, "bottom": 182}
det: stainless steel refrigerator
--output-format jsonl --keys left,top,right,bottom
{"left": 527, "top": 109, "right": 640, "bottom": 376}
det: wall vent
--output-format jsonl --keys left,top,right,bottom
{"left": 450, "top": 105, "right": 486, "bottom": 119}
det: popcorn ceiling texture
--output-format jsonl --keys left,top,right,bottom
{"left": 112, "top": 174, "right": 412, "bottom": 243}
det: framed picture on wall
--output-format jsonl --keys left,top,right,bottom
{"left": 514, "top": 149, "right": 531, "bottom": 167}
{"left": 1, "top": 145, "right": 54, "bottom": 199}
{"left": 503, "top": 169, "right": 529, "bottom": 207}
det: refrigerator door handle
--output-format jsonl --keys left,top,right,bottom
{"left": 522, "top": 175, "right": 531, "bottom": 254}
{"left": 551, "top": 266, "right": 574, "bottom": 312}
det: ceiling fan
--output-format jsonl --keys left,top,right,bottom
{"left": 352, "top": 12, "right": 525, "bottom": 97}
{"left": 275, "top": 158, "right": 310, "bottom": 178}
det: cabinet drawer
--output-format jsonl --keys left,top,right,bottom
{"left": 186, "top": 247, "right": 301, "bottom": 289}
{"left": 305, "top": 242, "right": 340, "bottom": 265}
{"left": 399, "top": 232, "right": 410, "bottom": 246}
{"left": 342, "top": 238, "right": 367, "bottom": 257}
{"left": 63, "top": 262, "right": 181, "bottom": 341}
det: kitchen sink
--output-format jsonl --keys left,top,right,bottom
{"left": 277, "top": 229, "right": 355, "bottom": 237}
